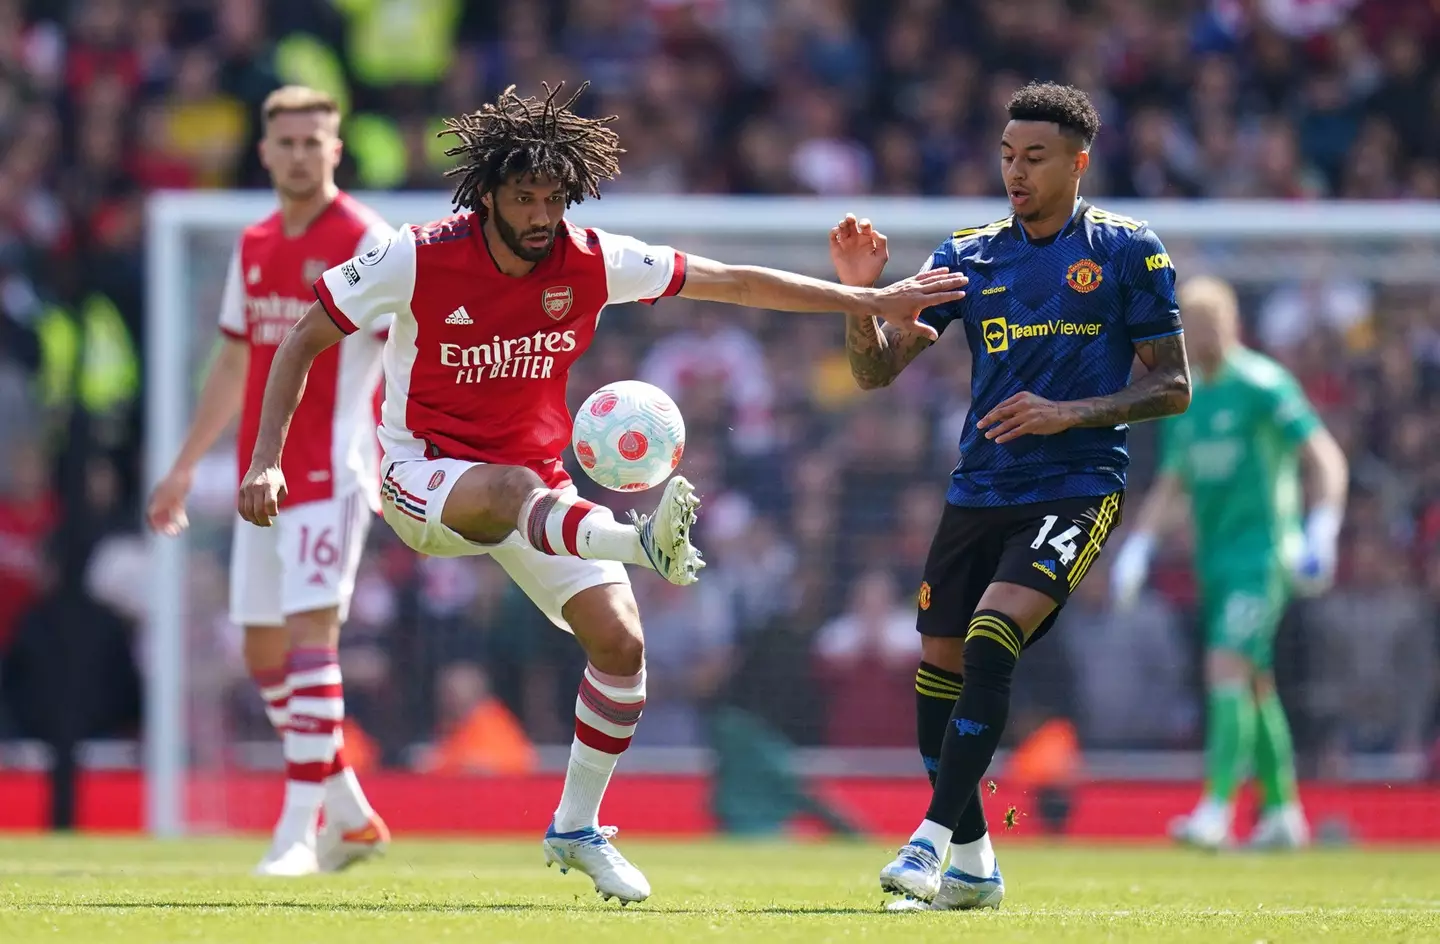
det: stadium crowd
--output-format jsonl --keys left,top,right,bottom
{"left": 0, "top": 0, "right": 1437, "bottom": 779}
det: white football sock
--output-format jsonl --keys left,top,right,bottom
{"left": 910, "top": 819, "right": 952, "bottom": 861}
{"left": 519, "top": 489, "right": 645, "bottom": 564}
{"left": 950, "top": 832, "right": 996, "bottom": 877}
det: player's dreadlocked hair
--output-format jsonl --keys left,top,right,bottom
{"left": 1007, "top": 82, "right": 1102, "bottom": 149}
{"left": 438, "top": 81, "right": 622, "bottom": 212}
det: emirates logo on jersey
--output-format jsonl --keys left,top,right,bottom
{"left": 542, "top": 286, "right": 574, "bottom": 320}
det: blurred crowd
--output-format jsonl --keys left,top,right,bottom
{"left": 0, "top": 0, "right": 1438, "bottom": 779}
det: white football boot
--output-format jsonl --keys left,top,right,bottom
{"left": 318, "top": 813, "right": 391, "bottom": 872}
{"left": 631, "top": 475, "right": 703, "bottom": 586}
{"left": 1248, "top": 804, "right": 1310, "bottom": 850}
{"left": 886, "top": 864, "right": 1006, "bottom": 912}
{"left": 542, "top": 822, "right": 651, "bottom": 904}
{"left": 1170, "top": 798, "right": 1234, "bottom": 851}
{"left": 879, "top": 839, "right": 944, "bottom": 903}
{"left": 254, "top": 838, "right": 320, "bottom": 877}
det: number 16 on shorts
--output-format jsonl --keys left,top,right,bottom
{"left": 230, "top": 491, "right": 374, "bottom": 626}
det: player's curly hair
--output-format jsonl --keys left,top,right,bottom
{"left": 1007, "top": 82, "right": 1102, "bottom": 149}
{"left": 438, "top": 81, "right": 623, "bottom": 212}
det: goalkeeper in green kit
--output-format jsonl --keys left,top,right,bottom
{"left": 1111, "top": 276, "right": 1349, "bottom": 850}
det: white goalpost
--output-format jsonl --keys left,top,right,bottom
{"left": 144, "top": 193, "right": 1440, "bottom": 835}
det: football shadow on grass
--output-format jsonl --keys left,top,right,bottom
{"left": 61, "top": 901, "right": 884, "bottom": 916}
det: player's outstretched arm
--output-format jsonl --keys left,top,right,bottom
{"left": 828, "top": 214, "right": 935, "bottom": 390}
{"left": 678, "top": 254, "right": 965, "bottom": 342}
{"left": 237, "top": 303, "right": 344, "bottom": 527}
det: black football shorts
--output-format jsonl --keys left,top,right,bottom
{"left": 915, "top": 492, "right": 1124, "bottom": 648}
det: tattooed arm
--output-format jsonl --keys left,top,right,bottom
{"left": 845, "top": 316, "right": 935, "bottom": 390}
{"left": 977, "top": 332, "right": 1192, "bottom": 443}
{"left": 1068, "top": 331, "right": 1192, "bottom": 427}
{"left": 830, "top": 215, "right": 946, "bottom": 390}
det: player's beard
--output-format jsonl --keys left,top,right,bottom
{"left": 493, "top": 210, "right": 557, "bottom": 262}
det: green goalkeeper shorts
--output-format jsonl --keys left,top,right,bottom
{"left": 1199, "top": 568, "right": 1288, "bottom": 668}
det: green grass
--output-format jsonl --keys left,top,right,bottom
{"left": 1, "top": 837, "right": 1438, "bottom": 942}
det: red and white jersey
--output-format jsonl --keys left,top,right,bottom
{"left": 218, "top": 191, "right": 394, "bottom": 507}
{"left": 313, "top": 213, "right": 686, "bottom": 488}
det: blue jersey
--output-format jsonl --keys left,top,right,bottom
{"left": 921, "top": 201, "right": 1182, "bottom": 508}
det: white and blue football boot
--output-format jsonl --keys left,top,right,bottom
{"left": 630, "top": 475, "right": 703, "bottom": 586}
{"left": 542, "top": 822, "right": 651, "bottom": 905}
{"left": 885, "top": 863, "right": 1005, "bottom": 911}
{"left": 930, "top": 864, "right": 1005, "bottom": 909}
{"left": 879, "top": 839, "right": 944, "bottom": 902}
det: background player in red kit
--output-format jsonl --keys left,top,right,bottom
{"left": 147, "top": 87, "right": 390, "bottom": 877}
{"left": 237, "top": 83, "right": 966, "bottom": 903}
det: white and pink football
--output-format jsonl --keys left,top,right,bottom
{"left": 571, "top": 380, "right": 686, "bottom": 492}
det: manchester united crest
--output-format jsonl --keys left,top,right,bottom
{"left": 303, "top": 259, "right": 328, "bottom": 285}
{"left": 1065, "top": 259, "right": 1103, "bottom": 294}
{"left": 918, "top": 581, "right": 932, "bottom": 611}
{"left": 542, "top": 285, "right": 574, "bottom": 320}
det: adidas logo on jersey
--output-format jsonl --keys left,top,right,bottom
{"left": 445, "top": 306, "right": 474, "bottom": 325}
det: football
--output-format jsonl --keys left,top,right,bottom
{"left": 571, "top": 380, "right": 686, "bottom": 492}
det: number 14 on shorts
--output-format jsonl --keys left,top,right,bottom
{"left": 1030, "top": 515, "right": 1081, "bottom": 565}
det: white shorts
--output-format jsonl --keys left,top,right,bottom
{"left": 229, "top": 490, "right": 373, "bottom": 627}
{"left": 380, "top": 457, "right": 628, "bottom": 633}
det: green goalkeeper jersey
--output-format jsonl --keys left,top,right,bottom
{"left": 1158, "top": 348, "right": 1320, "bottom": 583}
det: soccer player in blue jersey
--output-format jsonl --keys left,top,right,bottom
{"left": 830, "top": 82, "right": 1192, "bottom": 909}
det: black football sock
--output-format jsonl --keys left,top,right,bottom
{"left": 916, "top": 661, "right": 989, "bottom": 845}
{"left": 924, "top": 610, "right": 1021, "bottom": 830}
{"left": 915, "top": 661, "right": 963, "bottom": 784}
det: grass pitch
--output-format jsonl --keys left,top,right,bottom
{"left": 1, "top": 836, "right": 1438, "bottom": 943}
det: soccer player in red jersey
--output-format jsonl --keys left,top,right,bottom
{"left": 148, "top": 87, "right": 390, "bottom": 876}
{"left": 236, "top": 83, "right": 965, "bottom": 903}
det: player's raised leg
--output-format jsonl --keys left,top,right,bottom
{"left": 430, "top": 462, "right": 702, "bottom": 585}
{"left": 539, "top": 584, "right": 652, "bottom": 904}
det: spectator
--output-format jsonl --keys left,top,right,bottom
{"left": 813, "top": 568, "right": 919, "bottom": 747}
{"left": 1306, "top": 531, "right": 1438, "bottom": 772}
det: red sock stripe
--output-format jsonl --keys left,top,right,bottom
{"left": 290, "top": 683, "right": 344, "bottom": 700}
{"left": 286, "top": 761, "right": 331, "bottom": 784}
{"left": 561, "top": 499, "right": 596, "bottom": 556}
{"left": 526, "top": 491, "right": 560, "bottom": 554}
{"left": 575, "top": 718, "right": 633, "bottom": 754}
{"left": 579, "top": 676, "right": 645, "bottom": 726}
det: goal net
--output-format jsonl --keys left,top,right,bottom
{"left": 145, "top": 193, "right": 1440, "bottom": 840}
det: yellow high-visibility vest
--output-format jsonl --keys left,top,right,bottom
{"left": 36, "top": 294, "right": 138, "bottom": 416}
